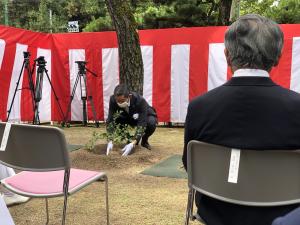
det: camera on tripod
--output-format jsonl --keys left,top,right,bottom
{"left": 63, "top": 60, "right": 99, "bottom": 127}
{"left": 75, "top": 61, "right": 87, "bottom": 65}
{"left": 75, "top": 61, "right": 87, "bottom": 73}
{"left": 7, "top": 51, "right": 65, "bottom": 125}
{"left": 23, "top": 51, "right": 30, "bottom": 60}
{"left": 34, "top": 56, "right": 47, "bottom": 67}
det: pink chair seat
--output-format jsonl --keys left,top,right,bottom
{"left": 2, "top": 169, "right": 104, "bottom": 196}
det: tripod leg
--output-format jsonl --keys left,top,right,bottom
{"left": 32, "top": 65, "right": 46, "bottom": 125}
{"left": 80, "top": 74, "right": 88, "bottom": 126}
{"left": 44, "top": 69, "right": 67, "bottom": 124}
{"left": 33, "top": 101, "right": 41, "bottom": 125}
{"left": 88, "top": 96, "right": 99, "bottom": 128}
{"left": 25, "top": 63, "right": 37, "bottom": 124}
{"left": 82, "top": 97, "right": 87, "bottom": 126}
{"left": 84, "top": 73, "right": 99, "bottom": 128}
{"left": 7, "top": 60, "right": 26, "bottom": 122}
{"left": 63, "top": 73, "right": 81, "bottom": 126}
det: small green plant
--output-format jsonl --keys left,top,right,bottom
{"left": 85, "top": 131, "right": 106, "bottom": 151}
{"left": 85, "top": 111, "right": 139, "bottom": 151}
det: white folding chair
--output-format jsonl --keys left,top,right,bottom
{"left": 185, "top": 140, "right": 300, "bottom": 225}
{"left": 0, "top": 122, "right": 109, "bottom": 225}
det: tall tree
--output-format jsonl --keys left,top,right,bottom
{"left": 105, "top": 0, "right": 144, "bottom": 94}
{"left": 218, "top": 0, "right": 232, "bottom": 25}
{"left": 230, "top": 0, "right": 241, "bottom": 22}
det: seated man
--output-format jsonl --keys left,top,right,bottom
{"left": 183, "top": 14, "right": 300, "bottom": 225}
{"left": 106, "top": 84, "right": 157, "bottom": 156}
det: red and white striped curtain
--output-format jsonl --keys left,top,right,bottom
{"left": 0, "top": 25, "right": 300, "bottom": 123}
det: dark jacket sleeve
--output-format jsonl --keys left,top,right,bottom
{"left": 182, "top": 103, "right": 192, "bottom": 171}
{"left": 133, "top": 96, "right": 148, "bottom": 142}
{"left": 136, "top": 97, "right": 148, "bottom": 127}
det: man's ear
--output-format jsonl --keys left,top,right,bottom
{"left": 224, "top": 48, "right": 231, "bottom": 67}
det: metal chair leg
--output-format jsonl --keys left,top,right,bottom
{"left": 185, "top": 188, "right": 194, "bottom": 225}
{"left": 190, "top": 189, "right": 195, "bottom": 220}
{"left": 104, "top": 176, "right": 109, "bottom": 225}
{"left": 62, "top": 169, "right": 70, "bottom": 225}
{"left": 45, "top": 198, "right": 49, "bottom": 225}
{"left": 62, "top": 192, "right": 69, "bottom": 225}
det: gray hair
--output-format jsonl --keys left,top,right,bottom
{"left": 224, "top": 14, "right": 284, "bottom": 71}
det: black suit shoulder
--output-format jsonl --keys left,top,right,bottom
{"left": 184, "top": 77, "right": 300, "bottom": 159}
{"left": 130, "top": 92, "right": 144, "bottom": 106}
{"left": 131, "top": 92, "right": 157, "bottom": 117}
{"left": 275, "top": 85, "right": 300, "bottom": 101}
{"left": 187, "top": 85, "right": 227, "bottom": 118}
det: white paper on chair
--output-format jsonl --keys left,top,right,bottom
{"left": 228, "top": 148, "right": 240, "bottom": 183}
{"left": 0, "top": 123, "right": 12, "bottom": 151}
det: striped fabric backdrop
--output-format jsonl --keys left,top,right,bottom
{"left": 0, "top": 25, "right": 300, "bottom": 123}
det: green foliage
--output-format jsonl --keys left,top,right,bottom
{"left": 240, "top": 0, "right": 300, "bottom": 24}
{"left": 65, "top": 0, "right": 104, "bottom": 31}
{"left": 85, "top": 111, "right": 138, "bottom": 151}
{"left": 0, "top": 0, "right": 102, "bottom": 32}
{"left": 0, "top": 0, "right": 68, "bottom": 32}
{"left": 83, "top": 15, "right": 113, "bottom": 32}
{"left": 0, "top": 0, "right": 226, "bottom": 32}
{"left": 240, "top": 0, "right": 275, "bottom": 17}
{"left": 134, "top": 0, "right": 220, "bottom": 28}
{"left": 134, "top": 4, "right": 174, "bottom": 29}
{"left": 267, "top": 0, "right": 300, "bottom": 24}
{"left": 0, "top": 0, "right": 38, "bottom": 29}
{"left": 106, "top": 111, "right": 137, "bottom": 145}
{"left": 85, "top": 131, "right": 106, "bottom": 151}
{"left": 1, "top": 0, "right": 300, "bottom": 33}
{"left": 28, "top": 0, "right": 52, "bottom": 32}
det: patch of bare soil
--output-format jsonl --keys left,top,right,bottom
{"left": 8, "top": 125, "right": 201, "bottom": 225}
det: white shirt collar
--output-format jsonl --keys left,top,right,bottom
{"left": 232, "top": 69, "right": 269, "bottom": 78}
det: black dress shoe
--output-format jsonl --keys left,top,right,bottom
{"left": 141, "top": 141, "right": 151, "bottom": 150}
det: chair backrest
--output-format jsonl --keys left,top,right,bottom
{"left": 0, "top": 122, "right": 70, "bottom": 171}
{"left": 187, "top": 140, "right": 300, "bottom": 207}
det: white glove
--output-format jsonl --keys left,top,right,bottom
{"left": 121, "top": 143, "right": 134, "bottom": 156}
{"left": 106, "top": 141, "right": 113, "bottom": 155}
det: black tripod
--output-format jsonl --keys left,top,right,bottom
{"left": 63, "top": 61, "right": 99, "bottom": 127}
{"left": 32, "top": 56, "right": 65, "bottom": 124}
{"left": 7, "top": 52, "right": 36, "bottom": 123}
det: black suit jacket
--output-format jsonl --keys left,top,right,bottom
{"left": 107, "top": 92, "right": 156, "bottom": 140}
{"left": 183, "top": 77, "right": 300, "bottom": 225}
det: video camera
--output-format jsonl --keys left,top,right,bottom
{"left": 23, "top": 51, "right": 30, "bottom": 60}
{"left": 75, "top": 61, "right": 87, "bottom": 73}
{"left": 75, "top": 61, "right": 87, "bottom": 65}
{"left": 34, "top": 56, "right": 47, "bottom": 67}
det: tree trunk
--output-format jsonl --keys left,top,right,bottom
{"left": 105, "top": 0, "right": 144, "bottom": 94}
{"left": 218, "top": 0, "right": 233, "bottom": 25}
{"left": 230, "top": 0, "right": 241, "bottom": 22}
